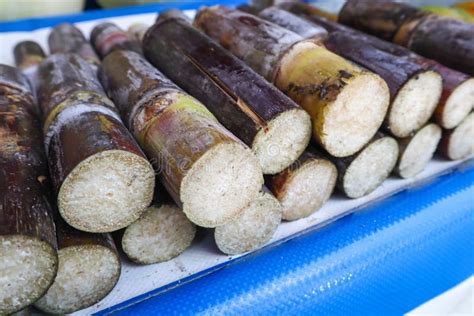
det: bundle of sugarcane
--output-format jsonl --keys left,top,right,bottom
{"left": 90, "top": 22, "right": 142, "bottom": 58}
{"left": 99, "top": 50, "right": 263, "bottom": 228}
{"left": 265, "top": 147, "right": 337, "bottom": 220}
{"left": 261, "top": 6, "right": 467, "bottom": 176}
{"left": 338, "top": 0, "right": 474, "bottom": 76}
{"left": 0, "top": 65, "right": 57, "bottom": 314}
{"left": 275, "top": 4, "right": 474, "bottom": 130}
{"left": 194, "top": 6, "right": 390, "bottom": 159}
{"left": 115, "top": 183, "right": 196, "bottom": 264}
{"left": 36, "top": 52, "right": 155, "bottom": 233}
{"left": 49, "top": 23, "right": 100, "bottom": 67}
{"left": 142, "top": 12, "right": 311, "bottom": 174}
{"left": 9, "top": 44, "right": 123, "bottom": 313}
{"left": 259, "top": 6, "right": 443, "bottom": 139}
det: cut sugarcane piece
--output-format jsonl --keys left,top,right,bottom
{"left": 37, "top": 54, "right": 155, "bottom": 233}
{"left": 99, "top": 50, "right": 263, "bottom": 227}
{"left": 127, "top": 23, "right": 149, "bottom": 42}
{"left": 323, "top": 31, "right": 442, "bottom": 138}
{"left": 36, "top": 53, "right": 111, "bottom": 117}
{"left": 439, "top": 113, "right": 474, "bottom": 160}
{"left": 258, "top": 6, "right": 328, "bottom": 39}
{"left": 156, "top": 8, "right": 192, "bottom": 24}
{"left": 48, "top": 23, "right": 100, "bottom": 66}
{"left": 48, "top": 110, "right": 155, "bottom": 233}
{"left": 276, "top": 1, "right": 338, "bottom": 21}
{"left": 332, "top": 133, "right": 399, "bottom": 199}
{"left": 121, "top": 203, "right": 196, "bottom": 264}
{"left": 404, "top": 15, "right": 474, "bottom": 76}
{"left": 396, "top": 123, "right": 442, "bottom": 179}
{"left": 265, "top": 148, "right": 337, "bottom": 221}
{"left": 0, "top": 66, "right": 57, "bottom": 314}
{"left": 34, "top": 218, "right": 120, "bottom": 314}
{"left": 13, "top": 40, "right": 46, "bottom": 71}
{"left": 143, "top": 16, "right": 311, "bottom": 174}
{"left": 91, "top": 22, "right": 142, "bottom": 58}
{"left": 214, "top": 190, "right": 282, "bottom": 255}
{"left": 195, "top": 6, "right": 390, "bottom": 158}
{"left": 338, "top": 0, "right": 428, "bottom": 41}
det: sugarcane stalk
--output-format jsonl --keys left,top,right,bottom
{"left": 276, "top": 1, "right": 338, "bottom": 22}
{"left": 337, "top": 0, "right": 428, "bottom": 41}
{"left": 265, "top": 147, "right": 337, "bottom": 221}
{"left": 127, "top": 23, "right": 149, "bottom": 43}
{"left": 403, "top": 15, "right": 474, "bottom": 76}
{"left": 156, "top": 8, "right": 192, "bottom": 24}
{"left": 258, "top": 6, "right": 327, "bottom": 39}
{"left": 117, "top": 183, "right": 196, "bottom": 265}
{"left": 143, "top": 15, "right": 311, "bottom": 174}
{"left": 328, "top": 132, "right": 399, "bottom": 199}
{"left": 438, "top": 112, "right": 474, "bottom": 161}
{"left": 34, "top": 216, "right": 120, "bottom": 314}
{"left": 395, "top": 123, "right": 442, "bottom": 179}
{"left": 271, "top": 8, "right": 473, "bottom": 131}
{"left": 99, "top": 50, "right": 263, "bottom": 228}
{"left": 13, "top": 40, "right": 46, "bottom": 73}
{"left": 36, "top": 53, "right": 155, "bottom": 233}
{"left": 214, "top": 190, "right": 282, "bottom": 255}
{"left": 195, "top": 6, "right": 390, "bottom": 158}
{"left": 0, "top": 65, "right": 58, "bottom": 315}
{"left": 90, "top": 22, "right": 142, "bottom": 59}
{"left": 322, "top": 31, "right": 442, "bottom": 138}
{"left": 48, "top": 23, "right": 100, "bottom": 67}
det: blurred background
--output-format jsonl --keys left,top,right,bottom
{"left": 1, "top": 0, "right": 473, "bottom": 22}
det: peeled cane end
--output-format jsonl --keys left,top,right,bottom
{"left": 396, "top": 124, "right": 442, "bottom": 179}
{"left": 444, "top": 113, "right": 474, "bottom": 160}
{"left": 122, "top": 204, "right": 196, "bottom": 265}
{"left": 440, "top": 78, "right": 474, "bottom": 129}
{"left": 279, "top": 159, "right": 337, "bottom": 221}
{"left": 343, "top": 137, "right": 399, "bottom": 198}
{"left": 389, "top": 70, "right": 443, "bottom": 137}
{"left": 321, "top": 71, "right": 390, "bottom": 157}
{"left": 0, "top": 236, "right": 57, "bottom": 315}
{"left": 34, "top": 245, "right": 120, "bottom": 314}
{"left": 252, "top": 108, "right": 311, "bottom": 174}
{"left": 58, "top": 150, "right": 155, "bottom": 233}
{"left": 275, "top": 40, "right": 390, "bottom": 157}
{"left": 181, "top": 142, "right": 264, "bottom": 228}
{"left": 214, "top": 191, "right": 282, "bottom": 255}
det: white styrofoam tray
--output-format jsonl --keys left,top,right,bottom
{"left": 0, "top": 11, "right": 470, "bottom": 315}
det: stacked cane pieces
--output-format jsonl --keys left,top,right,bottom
{"left": 36, "top": 53, "right": 155, "bottom": 233}
{"left": 99, "top": 50, "right": 263, "bottom": 228}
{"left": 259, "top": 7, "right": 442, "bottom": 180}
{"left": 194, "top": 7, "right": 399, "bottom": 198}
{"left": 9, "top": 42, "right": 122, "bottom": 314}
{"left": 338, "top": 0, "right": 474, "bottom": 76}
{"left": 194, "top": 6, "right": 390, "bottom": 159}
{"left": 143, "top": 13, "right": 312, "bottom": 174}
{"left": 275, "top": 2, "right": 474, "bottom": 163}
{"left": 0, "top": 65, "right": 57, "bottom": 314}
{"left": 39, "top": 27, "right": 156, "bottom": 233}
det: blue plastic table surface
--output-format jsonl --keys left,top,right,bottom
{"left": 1, "top": 2, "right": 472, "bottom": 314}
